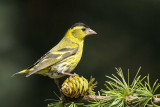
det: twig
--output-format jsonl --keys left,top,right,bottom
{"left": 81, "top": 95, "right": 160, "bottom": 105}
{"left": 153, "top": 97, "right": 160, "bottom": 105}
{"left": 82, "top": 95, "right": 109, "bottom": 101}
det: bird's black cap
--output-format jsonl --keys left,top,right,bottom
{"left": 71, "top": 22, "right": 89, "bottom": 29}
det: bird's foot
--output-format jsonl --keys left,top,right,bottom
{"left": 69, "top": 73, "right": 79, "bottom": 81}
{"left": 61, "top": 72, "right": 79, "bottom": 81}
{"left": 72, "top": 73, "right": 79, "bottom": 77}
{"left": 54, "top": 79, "right": 61, "bottom": 89}
{"left": 62, "top": 72, "right": 79, "bottom": 77}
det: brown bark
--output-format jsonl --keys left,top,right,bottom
{"left": 81, "top": 95, "right": 160, "bottom": 105}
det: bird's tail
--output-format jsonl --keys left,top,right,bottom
{"left": 11, "top": 69, "right": 29, "bottom": 77}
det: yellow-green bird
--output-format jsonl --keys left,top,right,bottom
{"left": 12, "top": 23, "right": 97, "bottom": 79}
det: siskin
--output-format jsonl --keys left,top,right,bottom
{"left": 12, "top": 23, "right": 97, "bottom": 79}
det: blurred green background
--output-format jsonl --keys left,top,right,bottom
{"left": 1, "top": 0, "right": 160, "bottom": 107}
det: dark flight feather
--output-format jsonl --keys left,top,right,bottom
{"left": 25, "top": 47, "right": 79, "bottom": 77}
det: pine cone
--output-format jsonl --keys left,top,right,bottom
{"left": 61, "top": 76, "right": 88, "bottom": 98}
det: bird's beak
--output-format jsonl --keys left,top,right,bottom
{"left": 86, "top": 28, "right": 97, "bottom": 35}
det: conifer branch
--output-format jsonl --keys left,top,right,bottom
{"left": 48, "top": 67, "right": 160, "bottom": 107}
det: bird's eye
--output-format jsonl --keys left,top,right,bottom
{"left": 82, "top": 28, "right": 86, "bottom": 31}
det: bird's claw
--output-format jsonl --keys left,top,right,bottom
{"left": 69, "top": 73, "right": 79, "bottom": 81}
{"left": 72, "top": 73, "right": 79, "bottom": 77}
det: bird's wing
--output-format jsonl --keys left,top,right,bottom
{"left": 26, "top": 47, "right": 79, "bottom": 77}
